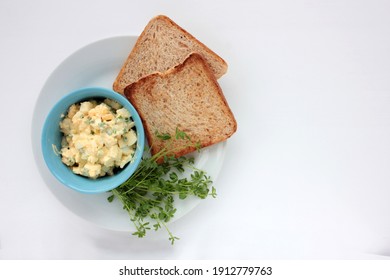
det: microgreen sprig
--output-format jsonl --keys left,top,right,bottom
{"left": 107, "top": 128, "right": 216, "bottom": 244}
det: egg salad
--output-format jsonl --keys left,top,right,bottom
{"left": 59, "top": 98, "right": 137, "bottom": 179}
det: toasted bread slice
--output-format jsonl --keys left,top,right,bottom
{"left": 124, "top": 53, "right": 237, "bottom": 160}
{"left": 113, "top": 15, "right": 228, "bottom": 94}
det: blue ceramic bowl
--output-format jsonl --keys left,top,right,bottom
{"left": 41, "top": 87, "right": 145, "bottom": 194}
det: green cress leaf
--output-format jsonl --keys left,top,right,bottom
{"left": 108, "top": 128, "right": 216, "bottom": 245}
{"left": 156, "top": 130, "right": 172, "bottom": 141}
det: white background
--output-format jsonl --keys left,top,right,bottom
{"left": 1, "top": 0, "right": 390, "bottom": 259}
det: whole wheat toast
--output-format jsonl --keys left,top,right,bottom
{"left": 124, "top": 53, "right": 237, "bottom": 160}
{"left": 113, "top": 15, "right": 228, "bottom": 94}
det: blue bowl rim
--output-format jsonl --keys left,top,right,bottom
{"left": 41, "top": 86, "right": 145, "bottom": 194}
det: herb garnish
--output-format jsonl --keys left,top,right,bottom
{"left": 107, "top": 128, "right": 216, "bottom": 244}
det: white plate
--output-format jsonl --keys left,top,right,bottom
{"left": 31, "top": 36, "right": 226, "bottom": 231}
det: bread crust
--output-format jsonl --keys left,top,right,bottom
{"left": 113, "top": 15, "right": 228, "bottom": 94}
{"left": 124, "top": 53, "right": 237, "bottom": 161}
